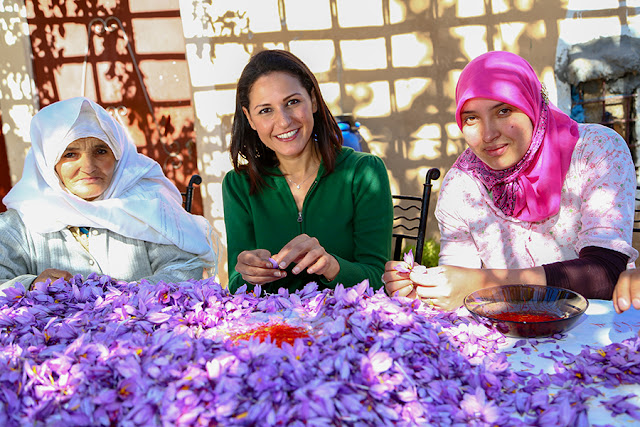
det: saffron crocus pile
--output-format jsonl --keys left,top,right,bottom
{"left": 0, "top": 274, "right": 638, "bottom": 426}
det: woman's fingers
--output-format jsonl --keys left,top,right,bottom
{"left": 415, "top": 284, "right": 444, "bottom": 299}
{"left": 406, "top": 288, "right": 418, "bottom": 299}
{"left": 273, "top": 235, "right": 337, "bottom": 277}
{"left": 612, "top": 270, "right": 640, "bottom": 314}
{"left": 290, "top": 246, "right": 326, "bottom": 274}
{"left": 288, "top": 249, "right": 317, "bottom": 274}
{"left": 32, "top": 268, "right": 73, "bottom": 290}
{"left": 630, "top": 277, "right": 640, "bottom": 310}
{"left": 409, "top": 266, "right": 469, "bottom": 311}
{"left": 386, "top": 280, "right": 414, "bottom": 297}
{"left": 409, "top": 266, "right": 443, "bottom": 287}
{"left": 238, "top": 249, "right": 275, "bottom": 269}
{"left": 274, "top": 234, "right": 315, "bottom": 269}
{"left": 293, "top": 243, "right": 340, "bottom": 280}
{"left": 59, "top": 269, "right": 73, "bottom": 281}
{"left": 236, "top": 265, "right": 284, "bottom": 285}
{"left": 384, "top": 260, "right": 403, "bottom": 272}
{"left": 35, "top": 268, "right": 73, "bottom": 283}
{"left": 240, "top": 273, "right": 282, "bottom": 285}
{"left": 236, "top": 249, "right": 285, "bottom": 284}
{"left": 613, "top": 275, "right": 627, "bottom": 314}
{"left": 382, "top": 261, "right": 409, "bottom": 282}
{"left": 383, "top": 261, "right": 417, "bottom": 297}
{"left": 383, "top": 273, "right": 413, "bottom": 297}
{"left": 305, "top": 253, "right": 331, "bottom": 275}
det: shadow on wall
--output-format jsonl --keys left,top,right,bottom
{"left": 0, "top": 112, "right": 10, "bottom": 211}
{"left": 183, "top": 0, "right": 566, "bottom": 244}
{"left": 24, "top": 0, "right": 203, "bottom": 213}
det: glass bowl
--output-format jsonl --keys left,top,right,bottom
{"left": 464, "top": 285, "right": 588, "bottom": 338}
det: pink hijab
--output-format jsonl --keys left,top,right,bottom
{"left": 452, "top": 51, "right": 579, "bottom": 222}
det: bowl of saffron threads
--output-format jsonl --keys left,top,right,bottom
{"left": 464, "top": 284, "right": 588, "bottom": 338}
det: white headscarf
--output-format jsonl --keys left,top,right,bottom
{"left": 3, "top": 97, "right": 216, "bottom": 265}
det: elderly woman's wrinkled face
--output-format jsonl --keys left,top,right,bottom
{"left": 55, "top": 137, "right": 116, "bottom": 200}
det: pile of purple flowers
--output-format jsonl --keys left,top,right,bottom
{"left": 0, "top": 274, "right": 638, "bottom": 426}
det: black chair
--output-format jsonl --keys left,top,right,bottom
{"left": 182, "top": 174, "right": 202, "bottom": 213}
{"left": 392, "top": 168, "right": 441, "bottom": 264}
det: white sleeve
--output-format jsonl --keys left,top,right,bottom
{"left": 571, "top": 124, "right": 638, "bottom": 263}
{"left": 435, "top": 169, "right": 483, "bottom": 268}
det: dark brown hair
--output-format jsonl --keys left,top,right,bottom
{"left": 230, "top": 49, "right": 342, "bottom": 194}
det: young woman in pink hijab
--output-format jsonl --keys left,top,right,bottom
{"left": 383, "top": 51, "right": 637, "bottom": 310}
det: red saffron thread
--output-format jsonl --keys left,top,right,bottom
{"left": 492, "top": 312, "right": 562, "bottom": 322}
{"left": 230, "top": 323, "right": 310, "bottom": 347}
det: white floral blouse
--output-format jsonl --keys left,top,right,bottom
{"left": 436, "top": 123, "right": 638, "bottom": 269}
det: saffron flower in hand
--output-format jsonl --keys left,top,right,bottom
{"left": 394, "top": 249, "right": 415, "bottom": 273}
{"left": 394, "top": 249, "right": 427, "bottom": 274}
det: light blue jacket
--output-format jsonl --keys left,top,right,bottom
{"left": 0, "top": 209, "right": 204, "bottom": 291}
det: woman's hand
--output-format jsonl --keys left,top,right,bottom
{"left": 33, "top": 268, "right": 73, "bottom": 289}
{"left": 613, "top": 270, "right": 640, "bottom": 314}
{"left": 410, "top": 265, "right": 483, "bottom": 311}
{"left": 235, "top": 249, "right": 286, "bottom": 285}
{"left": 273, "top": 234, "right": 339, "bottom": 282}
{"left": 382, "top": 261, "right": 416, "bottom": 298}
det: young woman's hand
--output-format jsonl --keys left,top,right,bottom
{"left": 410, "top": 265, "right": 483, "bottom": 311}
{"left": 382, "top": 261, "right": 416, "bottom": 298}
{"left": 235, "top": 249, "right": 286, "bottom": 285}
{"left": 272, "top": 234, "right": 339, "bottom": 282}
{"left": 613, "top": 269, "right": 640, "bottom": 314}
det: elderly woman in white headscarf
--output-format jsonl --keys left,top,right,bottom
{"left": 0, "top": 97, "right": 216, "bottom": 291}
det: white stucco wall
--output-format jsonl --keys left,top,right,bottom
{"left": 0, "top": 0, "right": 38, "bottom": 185}
{"left": 178, "top": 0, "right": 241, "bottom": 284}
{"left": 555, "top": 0, "right": 640, "bottom": 113}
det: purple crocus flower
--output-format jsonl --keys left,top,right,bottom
{"left": 0, "top": 275, "right": 639, "bottom": 425}
{"left": 459, "top": 387, "right": 500, "bottom": 424}
{"left": 394, "top": 249, "right": 415, "bottom": 273}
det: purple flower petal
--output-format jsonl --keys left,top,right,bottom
{"left": 0, "top": 274, "right": 638, "bottom": 425}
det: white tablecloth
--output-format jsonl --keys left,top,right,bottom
{"left": 500, "top": 300, "right": 640, "bottom": 425}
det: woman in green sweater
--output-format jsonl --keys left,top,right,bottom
{"left": 223, "top": 50, "right": 392, "bottom": 294}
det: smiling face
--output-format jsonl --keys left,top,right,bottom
{"left": 55, "top": 137, "right": 116, "bottom": 200}
{"left": 242, "top": 71, "right": 318, "bottom": 162}
{"left": 460, "top": 98, "right": 534, "bottom": 171}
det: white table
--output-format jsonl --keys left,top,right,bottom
{"left": 500, "top": 301, "right": 640, "bottom": 425}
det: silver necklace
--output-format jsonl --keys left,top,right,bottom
{"left": 285, "top": 165, "right": 319, "bottom": 190}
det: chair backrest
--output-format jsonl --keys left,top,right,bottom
{"left": 392, "top": 167, "right": 441, "bottom": 264}
{"left": 634, "top": 185, "right": 640, "bottom": 233}
{"left": 182, "top": 174, "right": 202, "bottom": 213}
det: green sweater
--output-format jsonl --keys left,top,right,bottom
{"left": 222, "top": 147, "right": 393, "bottom": 294}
